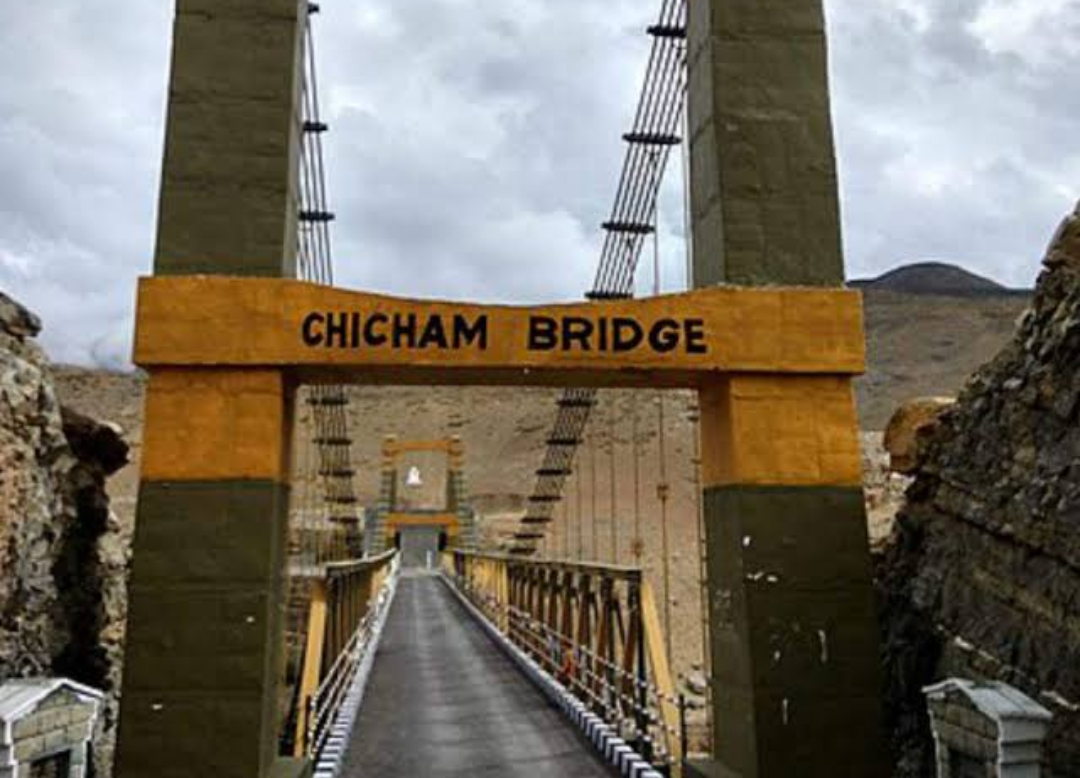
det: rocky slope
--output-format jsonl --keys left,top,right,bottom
{"left": 0, "top": 292, "right": 130, "bottom": 777}
{"left": 878, "top": 205, "right": 1080, "bottom": 777}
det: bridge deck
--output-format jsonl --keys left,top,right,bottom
{"left": 341, "top": 572, "right": 615, "bottom": 777}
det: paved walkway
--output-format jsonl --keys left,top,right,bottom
{"left": 341, "top": 572, "right": 615, "bottom": 777}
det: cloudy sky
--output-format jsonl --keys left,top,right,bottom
{"left": 0, "top": 0, "right": 1077, "bottom": 366}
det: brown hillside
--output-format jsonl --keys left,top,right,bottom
{"left": 857, "top": 290, "right": 1030, "bottom": 428}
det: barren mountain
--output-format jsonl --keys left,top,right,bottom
{"left": 851, "top": 261, "right": 1027, "bottom": 296}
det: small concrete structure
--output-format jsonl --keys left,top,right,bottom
{"left": 0, "top": 679, "right": 103, "bottom": 778}
{"left": 925, "top": 679, "right": 1053, "bottom": 778}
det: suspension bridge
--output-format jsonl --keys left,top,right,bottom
{"left": 114, "top": 1, "right": 888, "bottom": 777}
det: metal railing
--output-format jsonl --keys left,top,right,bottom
{"left": 445, "top": 550, "right": 683, "bottom": 775}
{"left": 292, "top": 550, "right": 399, "bottom": 760}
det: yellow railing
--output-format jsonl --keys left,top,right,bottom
{"left": 445, "top": 550, "right": 683, "bottom": 775}
{"left": 293, "top": 550, "right": 398, "bottom": 758}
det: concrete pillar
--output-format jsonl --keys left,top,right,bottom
{"left": 688, "top": 1, "right": 889, "bottom": 775}
{"left": 153, "top": 0, "right": 306, "bottom": 277}
{"left": 115, "top": 371, "right": 297, "bottom": 778}
{"left": 115, "top": 2, "right": 307, "bottom": 777}
{"left": 687, "top": 0, "right": 844, "bottom": 288}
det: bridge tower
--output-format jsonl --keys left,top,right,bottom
{"left": 114, "top": 2, "right": 309, "bottom": 777}
{"left": 686, "top": 1, "right": 888, "bottom": 775}
{"left": 117, "top": 0, "right": 888, "bottom": 775}
{"left": 366, "top": 437, "right": 477, "bottom": 559}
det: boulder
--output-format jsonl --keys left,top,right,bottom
{"left": 0, "top": 290, "right": 42, "bottom": 338}
{"left": 883, "top": 397, "right": 955, "bottom": 474}
{"left": 61, "top": 407, "right": 129, "bottom": 477}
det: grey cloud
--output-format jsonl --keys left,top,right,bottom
{"left": 1, "top": 0, "right": 1078, "bottom": 366}
{"left": 829, "top": 0, "right": 1080, "bottom": 286}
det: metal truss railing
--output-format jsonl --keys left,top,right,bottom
{"left": 290, "top": 550, "right": 399, "bottom": 760}
{"left": 445, "top": 550, "right": 684, "bottom": 774}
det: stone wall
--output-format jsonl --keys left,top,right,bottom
{"left": 878, "top": 204, "right": 1080, "bottom": 777}
{"left": 0, "top": 292, "right": 130, "bottom": 777}
{"left": 4, "top": 686, "right": 99, "bottom": 778}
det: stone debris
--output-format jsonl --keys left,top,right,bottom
{"left": 862, "top": 432, "right": 910, "bottom": 549}
{"left": 877, "top": 202, "right": 1080, "bottom": 778}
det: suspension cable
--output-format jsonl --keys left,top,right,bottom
{"left": 576, "top": 466, "right": 584, "bottom": 560}
{"left": 565, "top": 479, "right": 574, "bottom": 557}
{"left": 590, "top": 424, "right": 599, "bottom": 561}
{"left": 293, "top": 12, "right": 364, "bottom": 566}
{"left": 608, "top": 393, "right": 619, "bottom": 565}
{"left": 651, "top": 190, "right": 674, "bottom": 662}
{"left": 679, "top": 95, "right": 712, "bottom": 730}
{"left": 631, "top": 395, "right": 642, "bottom": 564}
{"left": 512, "top": 0, "right": 688, "bottom": 554}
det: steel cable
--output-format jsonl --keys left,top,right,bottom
{"left": 514, "top": 0, "right": 688, "bottom": 553}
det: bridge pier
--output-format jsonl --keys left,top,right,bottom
{"left": 688, "top": 0, "right": 889, "bottom": 775}
{"left": 117, "top": 370, "right": 296, "bottom": 778}
{"left": 115, "top": 1, "right": 309, "bottom": 776}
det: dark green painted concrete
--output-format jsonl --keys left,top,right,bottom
{"left": 115, "top": 480, "right": 290, "bottom": 778}
{"left": 684, "top": 759, "right": 740, "bottom": 778}
{"left": 702, "top": 485, "right": 889, "bottom": 777}
{"left": 153, "top": 0, "right": 305, "bottom": 277}
{"left": 130, "top": 481, "right": 290, "bottom": 584}
{"left": 687, "top": 0, "right": 844, "bottom": 287}
{"left": 269, "top": 757, "right": 313, "bottom": 778}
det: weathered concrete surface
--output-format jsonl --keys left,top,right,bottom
{"left": 154, "top": 0, "right": 306, "bottom": 277}
{"left": 687, "top": 0, "right": 844, "bottom": 287}
{"left": 878, "top": 203, "right": 1080, "bottom": 777}
{"left": 704, "top": 485, "right": 888, "bottom": 776}
{"left": 687, "top": 2, "right": 886, "bottom": 773}
{"left": 343, "top": 574, "right": 615, "bottom": 777}
{"left": 116, "top": 1, "right": 307, "bottom": 775}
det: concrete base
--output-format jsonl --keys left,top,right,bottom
{"left": 684, "top": 759, "right": 740, "bottom": 778}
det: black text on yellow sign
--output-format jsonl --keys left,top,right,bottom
{"left": 301, "top": 311, "right": 709, "bottom": 355}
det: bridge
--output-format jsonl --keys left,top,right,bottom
{"left": 113, "top": 1, "right": 889, "bottom": 777}
{"left": 286, "top": 552, "right": 679, "bottom": 778}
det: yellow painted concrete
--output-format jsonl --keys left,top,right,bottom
{"left": 699, "top": 375, "right": 863, "bottom": 488}
{"left": 133, "top": 276, "right": 866, "bottom": 385}
{"left": 385, "top": 513, "right": 460, "bottom": 539}
{"left": 382, "top": 438, "right": 464, "bottom": 458}
{"left": 140, "top": 368, "right": 291, "bottom": 482}
{"left": 384, "top": 512, "right": 459, "bottom": 526}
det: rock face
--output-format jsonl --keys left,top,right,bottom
{"left": 0, "top": 292, "right": 130, "bottom": 777}
{"left": 879, "top": 205, "right": 1080, "bottom": 777}
{"left": 0, "top": 299, "right": 71, "bottom": 678}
